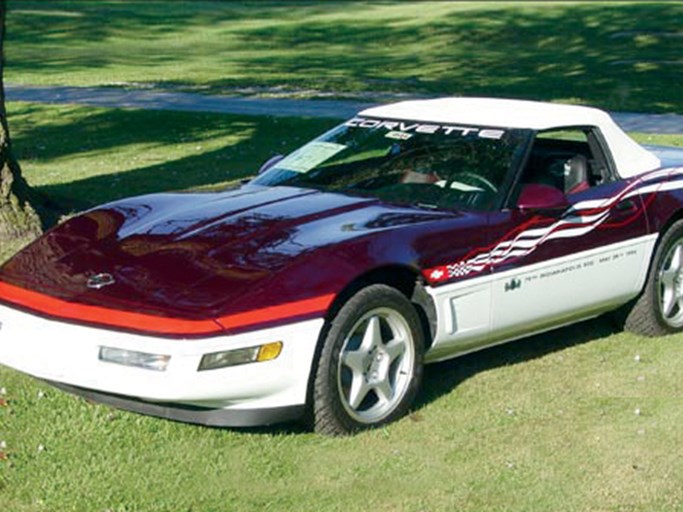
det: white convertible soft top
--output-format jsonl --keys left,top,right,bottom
{"left": 360, "top": 98, "right": 661, "bottom": 178}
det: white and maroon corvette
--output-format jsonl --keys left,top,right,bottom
{"left": 1, "top": 98, "right": 682, "bottom": 435}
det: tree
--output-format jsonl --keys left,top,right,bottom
{"left": 0, "top": 0, "right": 42, "bottom": 261}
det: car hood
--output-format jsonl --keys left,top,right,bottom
{"left": 0, "top": 184, "right": 452, "bottom": 333}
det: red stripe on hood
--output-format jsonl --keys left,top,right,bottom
{"left": 0, "top": 281, "right": 333, "bottom": 336}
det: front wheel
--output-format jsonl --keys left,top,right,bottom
{"left": 624, "top": 219, "right": 683, "bottom": 336}
{"left": 313, "top": 284, "right": 424, "bottom": 435}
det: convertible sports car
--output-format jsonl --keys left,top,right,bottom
{"left": 1, "top": 97, "right": 682, "bottom": 435}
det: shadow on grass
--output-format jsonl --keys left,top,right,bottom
{"left": 9, "top": 104, "right": 336, "bottom": 213}
{"left": 8, "top": 2, "right": 682, "bottom": 111}
{"left": 232, "top": 3, "right": 682, "bottom": 112}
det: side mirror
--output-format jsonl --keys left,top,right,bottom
{"left": 517, "top": 183, "right": 569, "bottom": 212}
{"left": 258, "top": 154, "right": 284, "bottom": 174}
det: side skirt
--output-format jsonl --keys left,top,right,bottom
{"left": 423, "top": 310, "right": 603, "bottom": 364}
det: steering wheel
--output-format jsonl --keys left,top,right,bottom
{"left": 447, "top": 172, "right": 498, "bottom": 193}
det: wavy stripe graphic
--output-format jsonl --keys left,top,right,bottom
{"left": 423, "top": 167, "right": 683, "bottom": 284}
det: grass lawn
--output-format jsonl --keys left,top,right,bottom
{"left": 3, "top": 315, "right": 683, "bottom": 511}
{"left": 5, "top": 1, "right": 683, "bottom": 113}
{"left": 0, "top": 101, "right": 683, "bottom": 510}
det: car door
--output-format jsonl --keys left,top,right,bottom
{"left": 486, "top": 128, "right": 653, "bottom": 342}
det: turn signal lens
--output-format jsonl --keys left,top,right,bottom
{"left": 256, "top": 341, "right": 283, "bottom": 362}
{"left": 198, "top": 341, "right": 283, "bottom": 371}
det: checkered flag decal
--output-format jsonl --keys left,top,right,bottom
{"left": 447, "top": 262, "right": 472, "bottom": 278}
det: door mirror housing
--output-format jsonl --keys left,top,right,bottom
{"left": 517, "top": 183, "right": 569, "bottom": 212}
{"left": 258, "top": 154, "right": 284, "bottom": 174}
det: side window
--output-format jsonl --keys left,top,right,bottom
{"left": 516, "top": 127, "right": 614, "bottom": 200}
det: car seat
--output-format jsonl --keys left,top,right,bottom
{"left": 564, "top": 154, "right": 590, "bottom": 195}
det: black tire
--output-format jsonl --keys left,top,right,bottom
{"left": 313, "top": 284, "right": 424, "bottom": 436}
{"left": 624, "top": 219, "right": 683, "bottom": 336}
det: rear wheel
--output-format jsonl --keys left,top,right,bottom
{"left": 625, "top": 220, "right": 683, "bottom": 336}
{"left": 313, "top": 284, "right": 424, "bottom": 435}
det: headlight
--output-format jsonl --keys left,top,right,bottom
{"left": 198, "top": 341, "right": 283, "bottom": 371}
{"left": 98, "top": 346, "right": 171, "bottom": 372}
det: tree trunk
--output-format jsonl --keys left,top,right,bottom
{"left": 0, "top": 0, "right": 42, "bottom": 262}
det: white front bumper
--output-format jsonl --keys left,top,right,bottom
{"left": 0, "top": 303, "right": 323, "bottom": 413}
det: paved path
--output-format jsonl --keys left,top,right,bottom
{"left": 6, "top": 84, "right": 375, "bottom": 120}
{"left": 6, "top": 84, "right": 683, "bottom": 134}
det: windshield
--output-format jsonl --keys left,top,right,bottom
{"left": 253, "top": 117, "right": 531, "bottom": 211}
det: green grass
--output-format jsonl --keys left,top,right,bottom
{"left": 631, "top": 133, "right": 683, "bottom": 147}
{"left": 1, "top": 101, "right": 683, "bottom": 510}
{"left": 6, "top": 102, "right": 337, "bottom": 212}
{"left": 5, "top": 1, "right": 683, "bottom": 112}
{"left": 3, "top": 319, "right": 683, "bottom": 511}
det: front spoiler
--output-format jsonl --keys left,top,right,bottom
{"left": 48, "top": 380, "right": 306, "bottom": 428}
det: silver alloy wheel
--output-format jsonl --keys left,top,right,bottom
{"left": 337, "top": 307, "right": 416, "bottom": 424}
{"left": 657, "top": 239, "right": 683, "bottom": 328}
